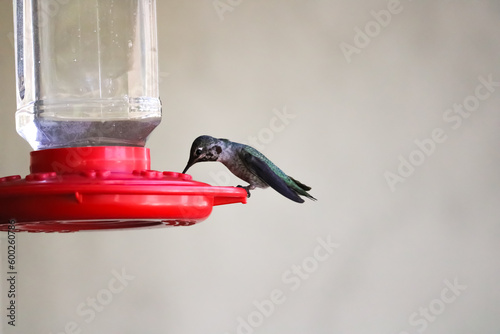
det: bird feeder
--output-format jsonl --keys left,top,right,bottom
{"left": 0, "top": 0, "right": 246, "bottom": 232}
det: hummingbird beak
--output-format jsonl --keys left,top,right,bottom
{"left": 182, "top": 157, "right": 196, "bottom": 174}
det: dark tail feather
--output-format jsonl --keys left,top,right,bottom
{"left": 302, "top": 192, "right": 317, "bottom": 201}
{"left": 290, "top": 177, "right": 312, "bottom": 191}
{"left": 290, "top": 177, "right": 316, "bottom": 201}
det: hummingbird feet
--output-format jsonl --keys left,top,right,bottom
{"left": 237, "top": 185, "right": 251, "bottom": 198}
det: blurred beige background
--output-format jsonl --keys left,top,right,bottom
{"left": 1, "top": 0, "right": 500, "bottom": 333}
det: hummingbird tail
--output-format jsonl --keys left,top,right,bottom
{"left": 289, "top": 177, "right": 316, "bottom": 201}
{"left": 290, "top": 177, "right": 312, "bottom": 191}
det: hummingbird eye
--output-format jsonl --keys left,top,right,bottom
{"left": 195, "top": 148, "right": 203, "bottom": 156}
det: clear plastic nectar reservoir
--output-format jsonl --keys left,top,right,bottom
{"left": 14, "top": 0, "right": 161, "bottom": 150}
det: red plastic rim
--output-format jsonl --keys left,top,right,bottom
{"left": 30, "top": 146, "right": 151, "bottom": 174}
{"left": 0, "top": 147, "right": 247, "bottom": 232}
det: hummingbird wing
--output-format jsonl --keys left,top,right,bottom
{"left": 239, "top": 147, "right": 305, "bottom": 203}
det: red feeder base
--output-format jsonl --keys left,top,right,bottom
{"left": 0, "top": 147, "right": 247, "bottom": 232}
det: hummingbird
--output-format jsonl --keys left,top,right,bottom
{"left": 182, "top": 135, "right": 316, "bottom": 203}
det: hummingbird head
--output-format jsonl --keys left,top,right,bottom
{"left": 182, "top": 135, "right": 224, "bottom": 174}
